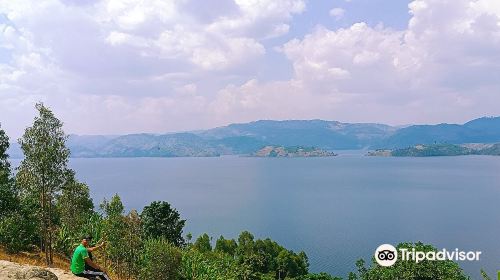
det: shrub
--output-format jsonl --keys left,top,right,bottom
{"left": 139, "top": 238, "right": 182, "bottom": 280}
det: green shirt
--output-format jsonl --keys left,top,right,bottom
{"left": 70, "top": 244, "right": 89, "bottom": 274}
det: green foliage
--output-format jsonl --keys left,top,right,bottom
{"left": 82, "top": 212, "right": 106, "bottom": 245}
{"left": 188, "top": 231, "right": 311, "bottom": 279}
{"left": 480, "top": 269, "right": 492, "bottom": 280}
{"left": 276, "top": 249, "right": 309, "bottom": 279}
{"left": 237, "top": 231, "right": 255, "bottom": 256}
{"left": 180, "top": 248, "right": 240, "bottom": 280}
{"left": 124, "top": 210, "right": 143, "bottom": 278}
{"left": 0, "top": 124, "right": 16, "bottom": 219}
{"left": 194, "top": 233, "right": 212, "bottom": 253}
{"left": 139, "top": 238, "right": 182, "bottom": 280}
{"left": 351, "top": 242, "right": 470, "bottom": 280}
{"left": 141, "top": 201, "right": 186, "bottom": 246}
{"left": 215, "top": 236, "right": 238, "bottom": 257}
{"left": 58, "top": 180, "right": 94, "bottom": 232}
{"left": 0, "top": 210, "right": 38, "bottom": 253}
{"left": 297, "top": 272, "right": 343, "bottom": 280}
{"left": 391, "top": 144, "right": 473, "bottom": 157}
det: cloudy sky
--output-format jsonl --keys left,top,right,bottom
{"left": 1, "top": 0, "right": 500, "bottom": 137}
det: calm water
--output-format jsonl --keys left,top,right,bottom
{"left": 13, "top": 154, "right": 500, "bottom": 278}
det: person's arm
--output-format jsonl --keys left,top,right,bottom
{"left": 87, "top": 242, "right": 105, "bottom": 252}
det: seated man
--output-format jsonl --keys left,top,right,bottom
{"left": 70, "top": 236, "right": 111, "bottom": 280}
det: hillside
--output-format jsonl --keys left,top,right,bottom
{"left": 7, "top": 117, "right": 500, "bottom": 158}
{"left": 367, "top": 143, "right": 500, "bottom": 157}
{"left": 381, "top": 117, "right": 500, "bottom": 148}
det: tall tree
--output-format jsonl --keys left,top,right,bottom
{"left": 16, "top": 103, "right": 73, "bottom": 265}
{"left": 0, "top": 124, "right": 17, "bottom": 218}
{"left": 0, "top": 124, "right": 37, "bottom": 253}
{"left": 101, "top": 194, "right": 128, "bottom": 277}
{"left": 141, "top": 201, "right": 186, "bottom": 246}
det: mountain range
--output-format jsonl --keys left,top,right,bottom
{"left": 7, "top": 116, "right": 500, "bottom": 158}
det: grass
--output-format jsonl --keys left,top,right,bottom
{"left": 0, "top": 246, "right": 70, "bottom": 270}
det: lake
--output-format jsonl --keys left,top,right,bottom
{"left": 13, "top": 153, "right": 500, "bottom": 278}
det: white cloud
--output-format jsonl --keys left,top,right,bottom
{"left": 0, "top": 0, "right": 306, "bottom": 137}
{"left": 329, "top": 7, "right": 345, "bottom": 20}
{"left": 2, "top": 0, "right": 500, "bottom": 137}
{"left": 211, "top": 0, "right": 500, "bottom": 125}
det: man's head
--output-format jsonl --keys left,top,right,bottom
{"left": 82, "top": 235, "right": 92, "bottom": 247}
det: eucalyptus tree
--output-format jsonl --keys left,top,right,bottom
{"left": 16, "top": 103, "right": 73, "bottom": 265}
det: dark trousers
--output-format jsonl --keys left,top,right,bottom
{"left": 74, "top": 270, "right": 111, "bottom": 280}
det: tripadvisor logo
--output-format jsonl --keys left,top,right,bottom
{"left": 374, "top": 244, "right": 482, "bottom": 267}
{"left": 375, "top": 244, "right": 398, "bottom": 267}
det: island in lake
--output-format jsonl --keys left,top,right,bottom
{"left": 367, "top": 143, "right": 500, "bottom": 157}
{"left": 252, "top": 146, "right": 337, "bottom": 157}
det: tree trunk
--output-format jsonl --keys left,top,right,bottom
{"left": 48, "top": 193, "right": 53, "bottom": 266}
{"left": 41, "top": 189, "right": 49, "bottom": 266}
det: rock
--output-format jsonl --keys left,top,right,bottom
{"left": 0, "top": 261, "right": 85, "bottom": 280}
{"left": 16, "top": 267, "right": 58, "bottom": 280}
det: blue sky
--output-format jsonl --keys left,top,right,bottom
{"left": 1, "top": 0, "right": 500, "bottom": 137}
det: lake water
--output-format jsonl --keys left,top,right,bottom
{"left": 13, "top": 153, "right": 500, "bottom": 279}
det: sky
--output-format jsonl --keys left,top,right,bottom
{"left": 1, "top": 0, "right": 500, "bottom": 138}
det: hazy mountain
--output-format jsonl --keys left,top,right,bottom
{"left": 200, "top": 120, "right": 396, "bottom": 149}
{"left": 6, "top": 117, "right": 500, "bottom": 158}
{"left": 382, "top": 117, "right": 500, "bottom": 148}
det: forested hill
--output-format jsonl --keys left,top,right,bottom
{"left": 7, "top": 117, "right": 500, "bottom": 158}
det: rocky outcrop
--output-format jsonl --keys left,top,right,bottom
{"left": 0, "top": 261, "right": 83, "bottom": 280}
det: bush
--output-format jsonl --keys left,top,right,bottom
{"left": 180, "top": 248, "right": 240, "bottom": 280}
{"left": 0, "top": 211, "right": 38, "bottom": 253}
{"left": 139, "top": 238, "right": 182, "bottom": 280}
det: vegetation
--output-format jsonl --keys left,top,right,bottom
{"left": 368, "top": 143, "right": 500, "bottom": 157}
{"left": 0, "top": 104, "right": 477, "bottom": 279}
{"left": 253, "top": 146, "right": 337, "bottom": 157}
{"left": 391, "top": 144, "right": 473, "bottom": 157}
{"left": 0, "top": 124, "right": 16, "bottom": 218}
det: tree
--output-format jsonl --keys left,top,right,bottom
{"left": 215, "top": 236, "right": 238, "bottom": 257}
{"left": 276, "top": 250, "right": 308, "bottom": 279}
{"left": 0, "top": 124, "right": 16, "bottom": 218}
{"left": 193, "top": 233, "right": 212, "bottom": 253}
{"left": 141, "top": 201, "right": 186, "bottom": 246}
{"left": 16, "top": 103, "right": 73, "bottom": 265}
{"left": 237, "top": 231, "right": 255, "bottom": 256}
{"left": 101, "top": 194, "right": 128, "bottom": 277}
